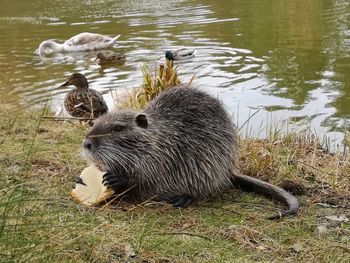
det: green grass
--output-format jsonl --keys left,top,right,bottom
{"left": 0, "top": 106, "right": 349, "bottom": 262}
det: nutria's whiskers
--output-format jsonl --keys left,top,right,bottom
{"left": 87, "top": 133, "right": 112, "bottom": 138}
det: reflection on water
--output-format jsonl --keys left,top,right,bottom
{"left": 0, "top": 0, "right": 349, "bottom": 147}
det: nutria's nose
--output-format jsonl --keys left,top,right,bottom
{"left": 83, "top": 138, "right": 92, "bottom": 150}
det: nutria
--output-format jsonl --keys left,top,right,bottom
{"left": 82, "top": 86, "right": 299, "bottom": 219}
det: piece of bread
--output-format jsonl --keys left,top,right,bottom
{"left": 71, "top": 164, "right": 114, "bottom": 206}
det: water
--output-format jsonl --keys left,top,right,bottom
{"left": 0, "top": 0, "right": 349, "bottom": 147}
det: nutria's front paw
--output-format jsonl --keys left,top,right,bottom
{"left": 102, "top": 172, "right": 129, "bottom": 193}
{"left": 169, "top": 194, "right": 195, "bottom": 208}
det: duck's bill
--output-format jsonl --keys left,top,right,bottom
{"left": 59, "top": 80, "right": 70, "bottom": 87}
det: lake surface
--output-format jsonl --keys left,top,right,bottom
{"left": 0, "top": 0, "right": 349, "bottom": 147}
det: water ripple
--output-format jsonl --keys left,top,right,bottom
{"left": 0, "top": 0, "right": 349, "bottom": 147}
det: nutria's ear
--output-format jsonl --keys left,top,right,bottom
{"left": 135, "top": 113, "right": 148, "bottom": 128}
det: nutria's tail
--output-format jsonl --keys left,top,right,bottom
{"left": 233, "top": 172, "right": 300, "bottom": 220}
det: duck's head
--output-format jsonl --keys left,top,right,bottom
{"left": 94, "top": 52, "right": 106, "bottom": 64}
{"left": 38, "top": 40, "right": 62, "bottom": 56}
{"left": 96, "top": 52, "right": 106, "bottom": 60}
{"left": 165, "top": 51, "right": 174, "bottom": 61}
{"left": 60, "top": 73, "right": 89, "bottom": 89}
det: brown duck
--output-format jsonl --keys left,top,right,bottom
{"left": 60, "top": 73, "right": 108, "bottom": 123}
{"left": 95, "top": 51, "right": 126, "bottom": 66}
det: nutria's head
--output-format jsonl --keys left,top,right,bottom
{"left": 82, "top": 110, "right": 149, "bottom": 172}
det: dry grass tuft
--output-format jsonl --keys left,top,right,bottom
{"left": 122, "top": 60, "right": 195, "bottom": 110}
{"left": 239, "top": 132, "right": 350, "bottom": 207}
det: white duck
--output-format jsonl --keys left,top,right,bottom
{"left": 38, "top": 32, "right": 120, "bottom": 56}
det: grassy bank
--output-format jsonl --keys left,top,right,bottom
{"left": 0, "top": 105, "right": 349, "bottom": 263}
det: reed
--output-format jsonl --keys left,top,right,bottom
{"left": 122, "top": 60, "right": 195, "bottom": 109}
